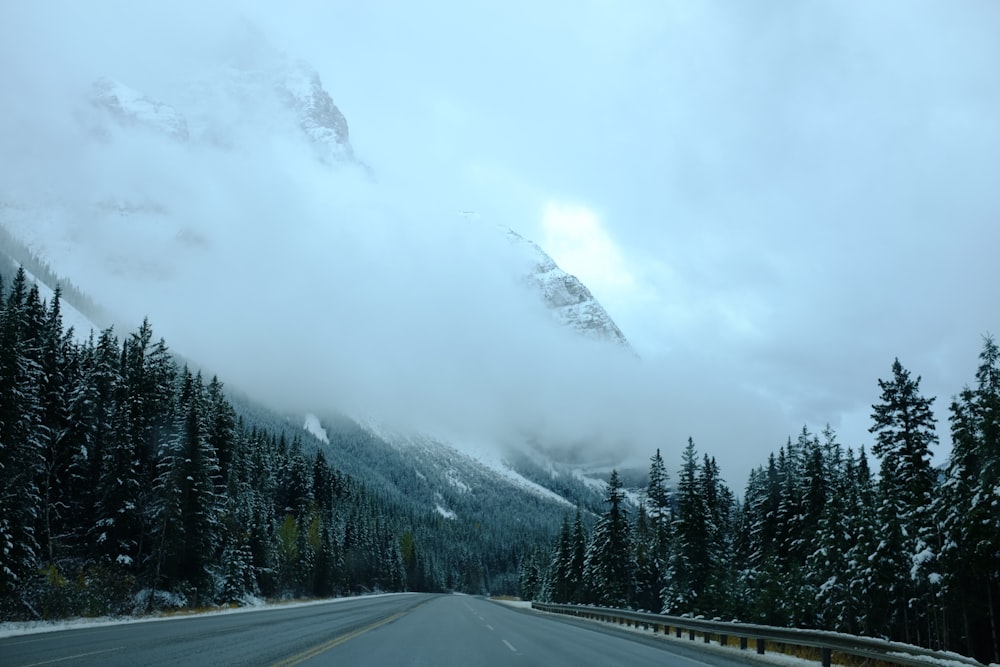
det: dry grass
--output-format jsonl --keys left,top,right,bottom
{"left": 750, "top": 640, "right": 897, "bottom": 667}
{"left": 609, "top": 624, "right": 900, "bottom": 667}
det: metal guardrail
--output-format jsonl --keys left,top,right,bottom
{"left": 530, "top": 602, "right": 987, "bottom": 667}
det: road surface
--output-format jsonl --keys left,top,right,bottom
{"left": 2, "top": 594, "right": 759, "bottom": 666}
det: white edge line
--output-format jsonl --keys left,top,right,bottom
{"left": 21, "top": 645, "right": 125, "bottom": 666}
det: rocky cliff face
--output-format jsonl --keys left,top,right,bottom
{"left": 507, "top": 230, "right": 631, "bottom": 349}
{"left": 89, "top": 78, "right": 190, "bottom": 141}
{"left": 274, "top": 62, "right": 353, "bottom": 162}
{"left": 85, "top": 60, "right": 354, "bottom": 162}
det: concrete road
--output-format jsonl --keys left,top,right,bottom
{"left": 2, "top": 594, "right": 759, "bottom": 666}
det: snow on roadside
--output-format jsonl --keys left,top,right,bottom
{"left": 491, "top": 599, "right": 532, "bottom": 609}
{"left": 0, "top": 592, "right": 416, "bottom": 639}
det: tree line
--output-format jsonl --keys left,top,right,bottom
{"left": 519, "top": 338, "right": 1000, "bottom": 663}
{"left": 0, "top": 268, "right": 445, "bottom": 619}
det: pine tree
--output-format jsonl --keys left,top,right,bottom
{"left": 663, "top": 439, "right": 707, "bottom": 613}
{"left": 0, "top": 268, "right": 43, "bottom": 591}
{"left": 939, "top": 336, "right": 1000, "bottom": 661}
{"left": 569, "top": 507, "right": 587, "bottom": 602}
{"left": 583, "top": 469, "right": 631, "bottom": 608}
{"left": 737, "top": 460, "right": 783, "bottom": 624}
{"left": 548, "top": 516, "right": 573, "bottom": 603}
{"left": 205, "top": 375, "right": 236, "bottom": 493}
{"left": 869, "top": 358, "right": 938, "bottom": 643}
{"left": 639, "top": 449, "right": 671, "bottom": 611}
{"left": 699, "top": 454, "right": 736, "bottom": 617}
{"left": 37, "top": 288, "right": 74, "bottom": 566}
{"left": 805, "top": 429, "right": 850, "bottom": 630}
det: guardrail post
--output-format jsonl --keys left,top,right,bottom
{"left": 531, "top": 603, "right": 992, "bottom": 667}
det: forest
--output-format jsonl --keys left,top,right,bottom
{"left": 519, "top": 339, "right": 1000, "bottom": 664}
{"left": 2, "top": 262, "right": 998, "bottom": 664}
{"left": 0, "top": 267, "right": 537, "bottom": 620}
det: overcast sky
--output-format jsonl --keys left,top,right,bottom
{"left": 2, "top": 1, "right": 999, "bottom": 487}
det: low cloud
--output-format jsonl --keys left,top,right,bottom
{"left": 3, "top": 1, "right": 998, "bottom": 488}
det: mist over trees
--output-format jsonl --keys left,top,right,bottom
{"left": 0, "top": 269, "right": 538, "bottom": 619}
{"left": 519, "top": 342, "right": 1000, "bottom": 664}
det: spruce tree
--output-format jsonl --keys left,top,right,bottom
{"left": 869, "top": 358, "right": 938, "bottom": 643}
{"left": 641, "top": 448, "right": 671, "bottom": 611}
{"left": 939, "top": 336, "right": 1000, "bottom": 661}
{"left": 663, "top": 438, "right": 706, "bottom": 613}
{"left": 583, "top": 469, "right": 631, "bottom": 608}
{"left": 569, "top": 507, "right": 587, "bottom": 602}
{"left": 0, "top": 268, "right": 43, "bottom": 592}
{"left": 549, "top": 516, "right": 573, "bottom": 603}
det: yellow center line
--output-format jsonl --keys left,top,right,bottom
{"left": 270, "top": 612, "right": 406, "bottom": 667}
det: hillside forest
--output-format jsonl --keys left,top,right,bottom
{"left": 519, "top": 341, "right": 1000, "bottom": 664}
{"left": 1, "top": 266, "right": 998, "bottom": 663}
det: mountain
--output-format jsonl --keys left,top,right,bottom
{"left": 89, "top": 78, "right": 191, "bottom": 142}
{"left": 0, "top": 55, "right": 638, "bottom": 568}
{"left": 506, "top": 229, "right": 630, "bottom": 349}
{"left": 83, "top": 61, "right": 355, "bottom": 162}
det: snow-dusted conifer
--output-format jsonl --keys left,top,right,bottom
{"left": 868, "top": 358, "right": 938, "bottom": 643}
{"left": 584, "top": 469, "right": 631, "bottom": 608}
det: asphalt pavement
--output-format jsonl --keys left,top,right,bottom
{"left": 1, "top": 594, "right": 761, "bottom": 666}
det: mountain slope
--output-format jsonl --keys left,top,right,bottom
{"left": 507, "top": 229, "right": 630, "bottom": 349}
{"left": 0, "top": 52, "right": 635, "bottom": 562}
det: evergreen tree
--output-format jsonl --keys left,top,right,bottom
{"left": 805, "top": 429, "right": 850, "bottom": 630}
{"left": 698, "top": 454, "right": 736, "bottom": 617}
{"left": 583, "top": 469, "right": 631, "bottom": 608}
{"left": 0, "top": 269, "right": 43, "bottom": 591}
{"left": 548, "top": 516, "right": 573, "bottom": 603}
{"left": 639, "top": 448, "right": 671, "bottom": 611}
{"left": 939, "top": 336, "right": 1000, "bottom": 661}
{"left": 569, "top": 507, "right": 587, "bottom": 602}
{"left": 663, "top": 438, "right": 707, "bottom": 613}
{"left": 35, "top": 287, "right": 72, "bottom": 565}
{"left": 869, "top": 358, "right": 938, "bottom": 643}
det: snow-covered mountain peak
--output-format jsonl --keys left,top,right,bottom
{"left": 274, "top": 61, "right": 353, "bottom": 162}
{"left": 505, "top": 229, "right": 631, "bottom": 350}
{"left": 88, "top": 77, "right": 190, "bottom": 142}
{"left": 83, "top": 59, "right": 354, "bottom": 164}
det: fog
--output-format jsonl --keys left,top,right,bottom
{"left": 2, "top": 1, "right": 999, "bottom": 488}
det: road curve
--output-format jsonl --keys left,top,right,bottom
{"left": 1, "top": 594, "right": 759, "bottom": 666}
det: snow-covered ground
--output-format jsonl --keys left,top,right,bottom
{"left": 303, "top": 413, "right": 330, "bottom": 444}
{"left": 0, "top": 592, "right": 416, "bottom": 639}
{"left": 434, "top": 503, "right": 457, "bottom": 519}
{"left": 21, "top": 266, "right": 102, "bottom": 343}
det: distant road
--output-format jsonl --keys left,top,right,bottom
{"left": 2, "top": 594, "right": 758, "bottom": 666}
